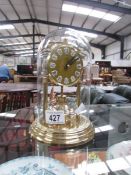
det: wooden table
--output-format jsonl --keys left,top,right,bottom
{"left": 92, "top": 77, "right": 103, "bottom": 85}
{"left": 0, "top": 83, "right": 37, "bottom": 112}
{"left": 14, "top": 75, "right": 37, "bottom": 83}
{"left": 0, "top": 82, "right": 37, "bottom": 92}
{"left": 100, "top": 73, "right": 112, "bottom": 82}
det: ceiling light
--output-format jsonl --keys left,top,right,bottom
{"left": 86, "top": 33, "right": 98, "bottom": 38}
{"left": 103, "top": 13, "right": 121, "bottom": 22}
{"left": 62, "top": 3, "right": 77, "bottom": 13}
{"left": 95, "top": 125, "right": 114, "bottom": 133}
{"left": 90, "top": 10, "right": 106, "bottom": 18}
{"left": 77, "top": 7, "right": 92, "bottom": 15}
{"left": 95, "top": 127, "right": 101, "bottom": 133}
{"left": 4, "top": 42, "right": 27, "bottom": 46}
{"left": 0, "top": 113, "right": 16, "bottom": 118}
{"left": 0, "top": 24, "right": 14, "bottom": 30}
{"left": 89, "top": 109, "right": 94, "bottom": 113}
{"left": 80, "top": 31, "right": 98, "bottom": 38}
{"left": 15, "top": 50, "right": 33, "bottom": 54}
{"left": 99, "top": 125, "right": 114, "bottom": 132}
{"left": 12, "top": 48, "right": 31, "bottom": 51}
{"left": 62, "top": 3, "right": 121, "bottom": 22}
{"left": 14, "top": 125, "right": 21, "bottom": 128}
{"left": 21, "top": 53, "right": 37, "bottom": 57}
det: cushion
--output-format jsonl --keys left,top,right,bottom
{"left": 113, "top": 85, "right": 131, "bottom": 102}
{"left": 123, "top": 86, "right": 131, "bottom": 101}
{"left": 113, "top": 85, "right": 128, "bottom": 96}
{"left": 91, "top": 87, "right": 105, "bottom": 104}
{"left": 80, "top": 87, "right": 105, "bottom": 104}
{"left": 80, "top": 87, "right": 90, "bottom": 105}
{"left": 99, "top": 93, "right": 129, "bottom": 104}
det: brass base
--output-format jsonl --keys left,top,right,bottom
{"left": 30, "top": 115, "right": 94, "bottom": 147}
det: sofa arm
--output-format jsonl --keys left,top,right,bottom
{"left": 98, "top": 93, "right": 129, "bottom": 104}
{"left": 81, "top": 87, "right": 105, "bottom": 104}
{"left": 113, "top": 85, "right": 131, "bottom": 102}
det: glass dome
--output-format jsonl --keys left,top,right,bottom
{"left": 30, "top": 28, "right": 94, "bottom": 146}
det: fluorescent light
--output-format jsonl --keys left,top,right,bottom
{"left": 103, "top": 13, "right": 121, "bottom": 22}
{"left": 21, "top": 53, "right": 37, "bottom": 57}
{"left": 12, "top": 48, "right": 31, "bottom": 51}
{"left": 15, "top": 50, "right": 33, "bottom": 54}
{"left": 86, "top": 33, "right": 98, "bottom": 38}
{"left": 4, "top": 42, "right": 27, "bottom": 46}
{"left": 90, "top": 10, "right": 106, "bottom": 18}
{"left": 99, "top": 124, "right": 114, "bottom": 132}
{"left": 106, "top": 158, "right": 130, "bottom": 172}
{"left": 14, "top": 125, "right": 21, "bottom": 128}
{"left": 80, "top": 31, "right": 98, "bottom": 38}
{"left": 62, "top": 3, "right": 121, "bottom": 22}
{"left": 62, "top": 3, "right": 77, "bottom": 13}
{"left": 89, "top": 109, "right": 94, "bottom": 113}
{"left": 77, "top": 7, "right": 92, "bottom": 15}
{"left": 95, "top": 128, "right": 101, "bottom": 133}
{"left": 0, "top": 113, "right": 16, "bottom": 118}
{"left": 95, "top": 125, "right": 114, "bottom": 133}
{"left": 0, "top": 24, "right": 14, "bottom": 30}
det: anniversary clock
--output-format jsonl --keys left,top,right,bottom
{"left": 30, "top": 28, "right": 94, "bottom": 147}
{"left": 48, "top": 44, "right": 83, "bottom": 86}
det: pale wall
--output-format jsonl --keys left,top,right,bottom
{"left": 0, "top": 55, "right": 31, "bottom": 69}
{"left": 105, "top": 35, "right": 131, "bottom": 67}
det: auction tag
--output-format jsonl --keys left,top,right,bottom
{"left": 45, "top": 110, "right": 65, "bottom": 124}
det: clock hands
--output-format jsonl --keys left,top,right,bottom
{"left": 64, "top": 56, "right": 79, "bottom": 70}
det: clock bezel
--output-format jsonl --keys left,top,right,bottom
{"left": 48, "top": 44, "right": 83, "bottom": 86}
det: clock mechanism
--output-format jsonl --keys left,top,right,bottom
{"left": 30, "top": 28, "right": 94, "bottom": 147}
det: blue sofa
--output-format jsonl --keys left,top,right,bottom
{"left": 81, "top": 86, "right": 130, "bottom": 105}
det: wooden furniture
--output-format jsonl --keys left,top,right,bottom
{"left": 0, "top": 83, "right": 37, "bottom": 92}
{"left": 112, "top": 69, "right": 131, "bottom": 84}
{"left": 14, "top": 75, "right": 37, "bottom": 83}
{"left": 0, "top": 107, "right": 35, "bottom": 162}
{"left": 91, "top": 77, "right": 103, "bottom": 85}
{"left": 0, "top": 83, "right": 37, "bottom": 112}
{"left": 95, "top": 61, "right": 111, "bottom": 74}
{"left": 0, "top": 91, "right": 31, "bottom": 112}
{"left": 95, "top": 61, "right": 112, "bottom": 83}
{"left": 99, "top": 73, "right": 112, "bottom": 82}
{"left": 91, "top": 64, "right": 99, "bottom": 78}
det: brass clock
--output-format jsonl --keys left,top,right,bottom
{"left": 30, "top": 28, "right": 94, "bottom": 147}
{"left": 48, "top": 44, "right": 83, "bottom": 86}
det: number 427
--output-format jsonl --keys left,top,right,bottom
{"left": 49, "top": 114, "right": 60, "bottom": 122}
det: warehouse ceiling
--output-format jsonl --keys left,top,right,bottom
{"left": 0, "top": 0, "right": 131, "bottom": 57}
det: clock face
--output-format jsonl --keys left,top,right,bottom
{"left": 48, "top": 44, "right": 83, "bottom": 86}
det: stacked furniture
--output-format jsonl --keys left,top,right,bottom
{"left": 112, "top": 69, "right": 131, "bottom": 85}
